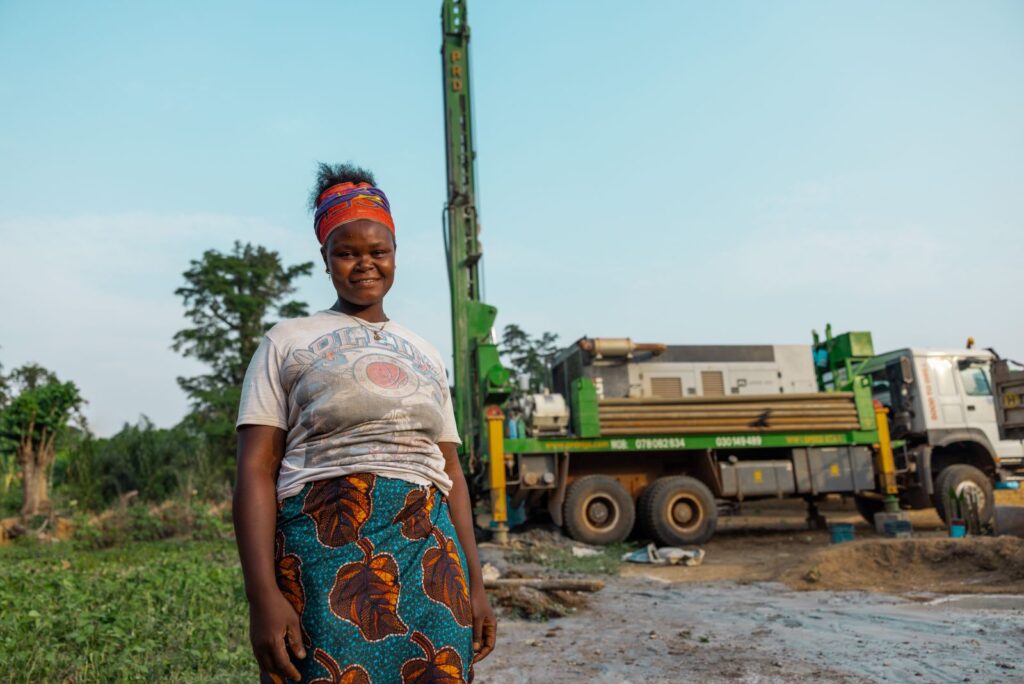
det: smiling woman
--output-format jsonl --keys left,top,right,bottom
{"left": 232, "top": 163, "right": 496, "bottom": 683}
{"left": 323, "top": 218, "right": 396, "bottom": 322}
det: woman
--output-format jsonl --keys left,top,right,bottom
{"left": 234, "top": 162, "right": 496, "bottom": 683}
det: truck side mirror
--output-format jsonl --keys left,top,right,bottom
{"left": 900, "top": 356, "right": 914, "bottom": 384}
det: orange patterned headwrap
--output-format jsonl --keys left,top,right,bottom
{"left": 314, "top": 182, "right": 395, "bottom": 244}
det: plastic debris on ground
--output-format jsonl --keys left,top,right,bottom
{"left": 621, "top": 543, "right": 705, "bottom": 566}
{"left": 571, "top": 545, "right": 603, "bottom": 558}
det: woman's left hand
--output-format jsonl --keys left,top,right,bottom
{"left": 470, "top": 586, "right": 497, "bottom": 662}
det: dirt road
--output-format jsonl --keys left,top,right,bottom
{"left": 476, "top": 577, "right": 1023, "bottom": 683}
{"left": 473, "top": 494, "right": 1024, "bottom": 683}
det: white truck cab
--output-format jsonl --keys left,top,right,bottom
{"left": 862, "top": 348, "right": 1023, "bottom": 522}
{"left": 868, "top": 348, "right": 1024, "bottom": 466}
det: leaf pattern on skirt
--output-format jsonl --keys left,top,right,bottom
{"left": 275, "top": 531, "right": 305, "bottom": 617}
{"left": 310, "top": 648, "right": 373, "bottom": 684}
{"left": 421, "top": 528, "right": 472, "bottom": 627}
{"left": 303, "top": 473, "right": 376, "bottom": 548}
{"left": 401, "top": 631, "right": 466, "bottom": 684}
{"left": 329, "top": 538, "right": 408, "bottom": 642}
{"left": 392, "top": 487, "right": 435, "bottom": 540}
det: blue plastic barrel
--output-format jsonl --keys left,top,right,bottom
{"left": 949, "top": 523, "right": 967, "bottom": 538}
{"left": 829, "top": 523, "right": 855, "bottom": 544}
{"left": 882, "top": 519, "right": 913, "bottom": 539}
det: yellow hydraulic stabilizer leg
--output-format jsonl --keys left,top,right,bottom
{"left": 485, "top": 405, "right": 509, "bottom": 545}
{"left": 873, "top": 400, "right": 900, "bottom": 513}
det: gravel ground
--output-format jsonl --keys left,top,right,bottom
{"left": 474, "top": 577, "right": 1024, "bottom": 684}
{"left": 473, "top": 493, "right": 1024, "bottom": 683}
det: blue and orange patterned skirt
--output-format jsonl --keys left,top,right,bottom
{"left": 267, "top": 474, "right": 474, "bottom": 683}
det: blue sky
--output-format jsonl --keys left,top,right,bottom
{"left": 1, "top": 1, "right": 1021, "bottom": 435}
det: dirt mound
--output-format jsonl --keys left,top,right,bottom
{"left": 788, "top": 536, "right": 1024, "bottom": 594}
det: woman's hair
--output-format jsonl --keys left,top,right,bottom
{"left": 308, "top": 162, "right": 377, "bottom": 211}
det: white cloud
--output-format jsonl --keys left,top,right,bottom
{"left": 0, "top": 212, "right": 303, "bottom": 436}
{"left": 485, "top": 183, "right": 1023, "bottom": 365}
{"left": 0, "top": 211, "right": 459, "bottom": 435}
{"left": 2, "top": 204, "right": 1019, "bottom": 439}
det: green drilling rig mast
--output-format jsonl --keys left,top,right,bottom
{"left": 441, "top": 0, "right": 511, "bottom": 476}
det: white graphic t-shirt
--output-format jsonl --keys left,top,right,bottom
{"left": 236, "top": 310, "right": 460, "bottom": 500}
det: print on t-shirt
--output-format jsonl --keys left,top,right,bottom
{"left": 282, "top": 325, "right": 450, "bottom": 469}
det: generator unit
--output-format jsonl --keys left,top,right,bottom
{"left": 550, "top": 337, "right": 819, "bottom": 402}
{"left": 522, "top": 391, "right": 570, "bottom": 437}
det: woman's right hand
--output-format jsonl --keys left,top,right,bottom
{"left": 249, "top": 590, "right": 306, "bottom": 682}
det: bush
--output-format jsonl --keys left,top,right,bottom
{"left": 72, "top": 499, "right": 234, "bottom": 549}
{"left": 0, "top": 484, "right": 22, "bottom": 518}
{"left": 59, "top": 417, "right": 231, "bottom": 510}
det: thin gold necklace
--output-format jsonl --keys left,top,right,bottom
{"left": 347, "top": 313, "right": 389, "bottom": 340}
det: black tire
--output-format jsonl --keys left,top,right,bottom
{"left": 932, "top": 467, "right": 955, "bottom": 521}
{"left": 639, "top": 476, "right": 718, "bottom": 546}
{"left": 563, "top": 475, "right": 635, "bottom": 545}
{"left": 854, "top": 495, "right": 885, "bottom": 526}
{"left": 933, "top": 464, "right": 994, "bottom": 524}
{"left": 635, "top": 485, "right": 657, "bottom": 539}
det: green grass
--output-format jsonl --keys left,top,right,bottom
{"left": 0, "top": 526, "right": 630, "bottom": 682}
{"left": 0, "top": 538, "right": 255, "bottom": 683}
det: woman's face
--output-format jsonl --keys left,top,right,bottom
{"left": 321, "top": 219, "right": 396, "bottom": 308}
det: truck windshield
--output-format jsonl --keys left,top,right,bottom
{"left": 870, "top": 374, "right": 892, "bottom": 408}
{"left": 958, "top": 365, "right": 992, "bottom": 397}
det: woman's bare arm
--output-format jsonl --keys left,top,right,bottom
{"left": 439, "top": 441, "right": 497, "bottom": 662}
{"left": 235, "top": 424, "right": 305, "bottom": 680}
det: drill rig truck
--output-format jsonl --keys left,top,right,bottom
{"left": 440, "top": 0, "right": 1012, "bottom": 545}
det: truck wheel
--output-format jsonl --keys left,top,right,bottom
{"left": 933, "top": 464, "right": 994, "bottom": 524}
{"left": 854, "top": 495, "right": 885, "bottom": 526}
{"left": 639, "top": 476, "right": 717, "bottom": 546}
{"left": 563, "top": 475, "right": 635, "bottom": 545}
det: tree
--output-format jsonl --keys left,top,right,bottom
{"left": 0, "top": 364, "right": 85, "bottom": 516}
{"left": 172, "top": 241, "right": 313, "bottom": 470}
{"left": 0, "top": 359, "right": 12, "bottom": 497}
{"left": 10, "top": 363, "right": 57, "bottom": 391}
{"left": 0, "top": 358, "right": 10, "bottom": 409}
{"left": 499, "top": 324, "right": 560, "bottom": 398}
